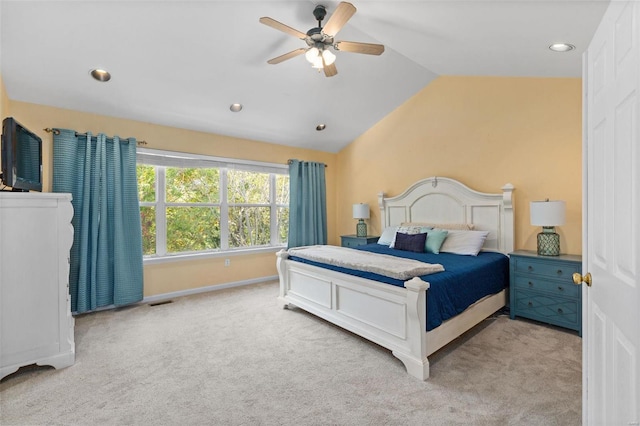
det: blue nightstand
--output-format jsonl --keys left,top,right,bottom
{"left": 509, "top": 250, "right": 583, "bottom": 336}
{"left": 340, "top": 235, "right": 379, "bottom": 248}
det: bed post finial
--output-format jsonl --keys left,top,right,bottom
{"left": 501, "top": 183, "right": 514, "bottom": 209}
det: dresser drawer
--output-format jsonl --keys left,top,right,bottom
{"left": 513, "top": 289, "right": 580, "bottom": 329}
{"left": 513, "top": 258, "right": 580, "bottom": 280}
{"left": 513, "top": 274, "right": 580, "bottom": 298}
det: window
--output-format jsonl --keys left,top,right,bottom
{"left": 137, "top": 149, "right": 289, "bottom": 261}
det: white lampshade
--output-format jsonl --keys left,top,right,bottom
{"left": 305, "top": 47, "right": 320, "bottom": 63}
{"left": 530, "top": 200, "right": 566, "bottom": 226}
{"left": 353, "top": 203, "right": 370, "bottom": 220}
{"left": 311, "top": 56, "right": 323, "bottom": 69}
{"left": 322, "top": 49, "right": 336, "bottom": 66}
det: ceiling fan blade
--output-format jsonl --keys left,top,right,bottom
{"left": 259, "top": 17, "right": 307, "bottom": 39}
{"left": 335, "top": 41, "right": 385, "bottom": 56}
{"left": 322, "top": 2, "right": 356, "bottom": 37}
{"left": 323, "top": 58, "right": 338, "bottom": 78}
{"left": 267, "top": 48, "right": 307, "bottom": 65}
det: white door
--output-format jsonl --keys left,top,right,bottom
{"left": 583, "top": 0, "right": 640, "bottom": 424}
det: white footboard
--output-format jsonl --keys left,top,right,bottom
{"left": 277, "top": 250, "right": 431, "bottom": 380}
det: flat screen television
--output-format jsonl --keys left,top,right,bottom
{"left": 1, "top": 117, "right": 43, "bottom": 192}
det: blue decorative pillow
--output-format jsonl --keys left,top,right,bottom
{"left": 389, "top": 225, "right": 430, "bottom": 248}
{"left": 425, "top": 229, "right": 449, "bottom": 254}
{"left": 393, "top": 232, "right": 427, "bottom": 253}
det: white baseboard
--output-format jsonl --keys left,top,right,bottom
{"left": 142, "top": 275, "right": 279, "bottom": 304}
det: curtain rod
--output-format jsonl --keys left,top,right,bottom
{"left": 43, "top": 128, "right": 148, "bottom": 146}
{"left": 287, "top": 159, "right": 327, "bottom": 167}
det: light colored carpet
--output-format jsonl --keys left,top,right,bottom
{"left": 0, "top": 281, "right": 581, "bottom": 425}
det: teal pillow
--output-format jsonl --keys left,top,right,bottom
{"left": 425, "top": 229, "right": 449, "bottom": 254}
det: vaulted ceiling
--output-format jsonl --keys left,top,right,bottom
{"left": 0, "top": 1, "right": 609, "bottom": 153}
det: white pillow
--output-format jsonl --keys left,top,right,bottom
{"left": 439, "top": 230, "right": 489, "bottom": 256}
{"left": 389, "top": 225, "right": 430, "bottom": 248}
{"left": 377, "top": 226, "right": 399, "bottom": 245}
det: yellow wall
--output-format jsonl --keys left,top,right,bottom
{"left": 336, "top": 76, "right": 582, "bottom": 255}
{"left": 0, "top": 74, "right": 8, "bottom": 120}
{"left": 8, "top": 100, "right": 338, "bottom": 297}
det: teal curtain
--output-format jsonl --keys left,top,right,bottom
{"left": 288, "top": 160, "right": 327, "bottom": 248}
{"left": 53, "top": 129, "right": 143, "bottom": 313}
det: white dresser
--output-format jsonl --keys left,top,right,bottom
{"left": 0, "top": 192, "right": 75, "bottom": 380}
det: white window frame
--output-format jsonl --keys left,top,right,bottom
{"left": 137, "top": 148, "right": 289, "bottom": 265}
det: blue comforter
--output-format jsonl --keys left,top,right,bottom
{"left": 288, "top": 244, "right": 509, "bottom": 331}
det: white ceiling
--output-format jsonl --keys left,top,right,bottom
{"left": 0, "top": 0, "right": 609, "bottom": 153}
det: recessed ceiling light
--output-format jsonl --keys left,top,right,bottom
{"left": 549, "top": 43, "right": 576, "bottom": 52}
{"left": 90, "top": 68, "right": 111, "bottom": 82}
{"left": 230, "top": 103, "right": 243, "bottom": 112}
{"left": 316, "top": 124, "right": 326, "bottom": 131}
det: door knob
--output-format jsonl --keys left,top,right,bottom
{"left": 573, "top": 272, "right": 592, "bottom": 287}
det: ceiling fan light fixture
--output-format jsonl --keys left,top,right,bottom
{"left": 305, "top": 47, "right": 320, "bottom": 63}
{"left": 322, "top": 49, "right": 336, "bottom": 66}
{"left": 229, "top": 103, "right": 243, "bottom": 112}
{"left": 261, "top": 2, "right": 384, "bottom": 77}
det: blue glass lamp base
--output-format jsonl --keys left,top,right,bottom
{"left": 356, "top": 220, "right": 367, "bottom": 237}
{"left": 537, "top": 227, "right": 560, "bottom": 256}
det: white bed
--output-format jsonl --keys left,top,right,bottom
{"left": 276, "top": 176, "right": 514, "bottom": 380}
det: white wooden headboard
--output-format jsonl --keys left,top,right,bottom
{"left": 378, "top": 177, "right": 515, "bottom": 254}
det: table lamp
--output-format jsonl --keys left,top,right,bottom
{"left": 530, "top": 199, "right": 566, "bottom": 256}
{"left": 353, "top": 203, "right": 370, "bottom": 237}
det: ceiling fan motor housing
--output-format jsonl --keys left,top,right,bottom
{"left": 313, "top": 5, "right": 327, "bottom": 22}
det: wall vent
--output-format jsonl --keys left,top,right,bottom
{"left": 148, "top": 300, "right": 173, "bottom": 307}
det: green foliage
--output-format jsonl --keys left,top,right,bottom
{"left": 137, "top": 164, "right": 289, "bottom": 255}
{"left": 228, "top": 207, "right": 270, "bottom": 247}
{"left": 167, "top": 168, "right": 219, "bottom": 203}
{"left": 140, "top": 206, "right": 156, "bottom": 255}
{"left": 228, "top": 170, "right": 269, "bottom": 204}
{"left": 137, "top": 165, "right": 156, "bottom": 202}
{"left": 167, "top": 207, "right": 220, "bottom": 252}
{"left": 277, "top": 207, "right": 289, "bottom": 245}
{"left": 276, "top": 175, "right": 289, "bottom": 205}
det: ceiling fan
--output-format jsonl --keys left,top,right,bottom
{"left": 260, "top": 2, "right": 385, "bottom": 77}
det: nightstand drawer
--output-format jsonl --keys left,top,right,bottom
{"left": 340, "top": 235, "right": 379, "bottom": 248}
{"left": 342, "top": 239, "right": 360, "bottom": 248}
{"left": 514, "top": 258, "right": 580, "bottom": 280}
{"left": 513, "top": 289, "right": 580, "bottom": 329}
{"left": 513, "top": 274, "right": 580, "bottom": 298}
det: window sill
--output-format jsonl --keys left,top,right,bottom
{"left": 143, "top": 245, "right": 286, "bottom": 265}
